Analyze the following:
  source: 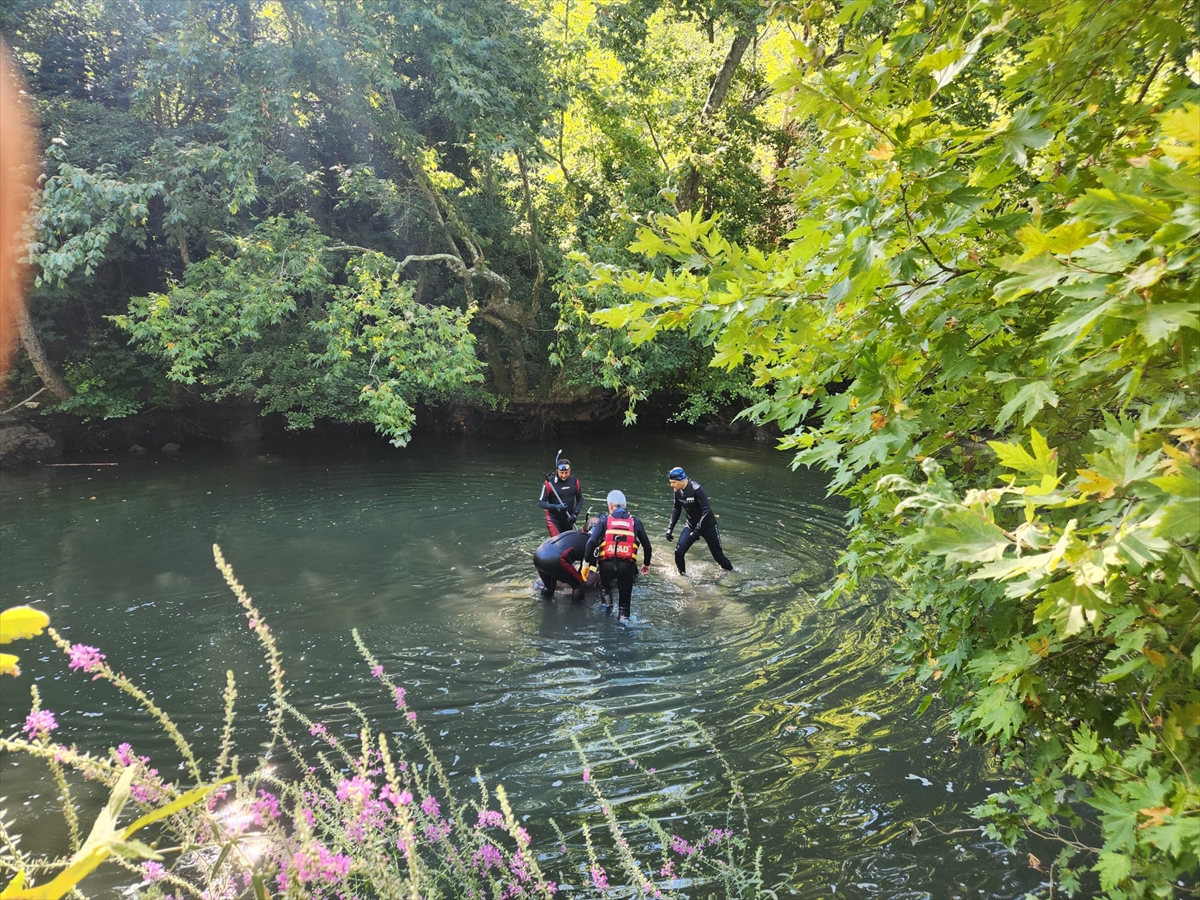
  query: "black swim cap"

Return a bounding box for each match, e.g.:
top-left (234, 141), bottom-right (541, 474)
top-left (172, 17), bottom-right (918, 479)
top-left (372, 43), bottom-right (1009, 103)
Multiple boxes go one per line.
top-left (668, 466), bottom-right (686, 480)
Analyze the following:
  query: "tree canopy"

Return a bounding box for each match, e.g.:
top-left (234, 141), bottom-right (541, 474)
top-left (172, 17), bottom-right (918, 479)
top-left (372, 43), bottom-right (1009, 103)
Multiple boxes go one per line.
top-left (2, 0), bottom-right (1198, 894)
top-left (584, 0), bottom-right (1199, 894)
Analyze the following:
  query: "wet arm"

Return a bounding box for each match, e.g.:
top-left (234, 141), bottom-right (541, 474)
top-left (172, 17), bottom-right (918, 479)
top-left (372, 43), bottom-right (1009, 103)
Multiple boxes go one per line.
top-left (691, 485), bottom-right (712, 528)
top-left (636, 519), bottom-right (652, 567)
top-left (538, 482), bottom-right (560, 510)
top-left (583, 518), bottom-right (604, 561)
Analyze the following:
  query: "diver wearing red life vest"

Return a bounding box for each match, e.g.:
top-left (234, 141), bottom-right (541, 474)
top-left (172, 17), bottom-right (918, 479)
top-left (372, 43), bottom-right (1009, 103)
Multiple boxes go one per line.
top-left (584, 490), bottom-right (652, 623)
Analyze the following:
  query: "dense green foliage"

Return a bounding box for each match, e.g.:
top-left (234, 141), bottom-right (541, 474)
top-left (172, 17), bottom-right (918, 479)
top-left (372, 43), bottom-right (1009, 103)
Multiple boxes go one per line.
top-left (585, 1), bottom-right (1199, 895)
top-left (3, 0), bottom-right (787, 434)
top-left (4, 1), bottom-right (1198, 895)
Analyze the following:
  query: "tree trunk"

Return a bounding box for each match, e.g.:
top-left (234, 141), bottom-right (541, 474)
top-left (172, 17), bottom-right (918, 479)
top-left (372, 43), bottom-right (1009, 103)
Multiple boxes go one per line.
top-left (675, 27), bottom-right (755, 212)
top-left (14, 301), bottom-right (72, 400)
top-left (516, 150), bottom-right (545, 317)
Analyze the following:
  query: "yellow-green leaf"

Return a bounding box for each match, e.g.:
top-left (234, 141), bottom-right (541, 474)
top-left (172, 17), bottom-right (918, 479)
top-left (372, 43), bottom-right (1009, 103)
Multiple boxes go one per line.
top-left (123, 776), bottom-right (236, 838)
top-left (0, 607), bottom-right (50, 644)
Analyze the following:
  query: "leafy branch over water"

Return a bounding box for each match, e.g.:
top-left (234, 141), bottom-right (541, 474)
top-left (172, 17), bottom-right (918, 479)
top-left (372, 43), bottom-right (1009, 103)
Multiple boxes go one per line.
top-left (580, 2), bottom-right (1199, 895)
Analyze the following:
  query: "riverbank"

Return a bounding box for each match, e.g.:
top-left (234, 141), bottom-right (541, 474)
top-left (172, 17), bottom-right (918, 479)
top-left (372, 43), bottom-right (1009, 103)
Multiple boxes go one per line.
top-left (0, 397), bottom-right (778, 468)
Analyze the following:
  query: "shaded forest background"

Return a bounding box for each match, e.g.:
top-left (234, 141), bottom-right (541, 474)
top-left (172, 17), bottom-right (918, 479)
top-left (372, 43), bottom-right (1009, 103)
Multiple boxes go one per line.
top-left (2, 0), bottom-right (785, 446)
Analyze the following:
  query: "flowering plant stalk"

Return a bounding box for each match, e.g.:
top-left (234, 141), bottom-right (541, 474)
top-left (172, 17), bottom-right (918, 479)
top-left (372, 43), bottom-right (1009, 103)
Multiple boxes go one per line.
top-left (0, 544), bottom-right (772, 899)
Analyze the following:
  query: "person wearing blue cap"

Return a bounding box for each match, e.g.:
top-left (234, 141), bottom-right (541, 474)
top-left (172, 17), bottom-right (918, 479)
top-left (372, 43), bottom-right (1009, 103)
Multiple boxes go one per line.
top-left (583, 489), bottom-right (652, 624)
top-left (665, 467), bottom-right (733, 575)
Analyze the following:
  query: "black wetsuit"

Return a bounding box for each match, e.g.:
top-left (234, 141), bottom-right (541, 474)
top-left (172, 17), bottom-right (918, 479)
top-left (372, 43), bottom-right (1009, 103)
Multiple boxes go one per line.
top-left (533, 529), bottom-right (589, 600)
top-left (538, 474), bottom-right (583, 536)
top-left (667, 479), bottom-right (733, 574)
top-left (584, 509), bottom-right (652, 619)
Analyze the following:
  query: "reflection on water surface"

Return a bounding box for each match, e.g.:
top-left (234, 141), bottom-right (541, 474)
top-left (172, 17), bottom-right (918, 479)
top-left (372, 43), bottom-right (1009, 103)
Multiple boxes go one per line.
top-left (0, 431), bottom-right (1043, 898)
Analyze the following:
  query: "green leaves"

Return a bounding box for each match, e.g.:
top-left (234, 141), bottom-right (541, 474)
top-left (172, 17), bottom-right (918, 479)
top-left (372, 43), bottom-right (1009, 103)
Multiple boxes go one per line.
top-left (918, 508), bottom-right (1010, 565)
top-left (315, 252), bottom-right (485, 447)
top-left (577, 2), bottom-right (1200, 892)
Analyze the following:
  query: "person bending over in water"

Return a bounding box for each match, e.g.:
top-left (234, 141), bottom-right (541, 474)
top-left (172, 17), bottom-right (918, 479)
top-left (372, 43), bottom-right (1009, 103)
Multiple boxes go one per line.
top-left (664, 467), bottom-right (733, 575)
top-left (533, 523), bottom-right (595, 602)
top-left (584, 490), bottom-right (651, 624)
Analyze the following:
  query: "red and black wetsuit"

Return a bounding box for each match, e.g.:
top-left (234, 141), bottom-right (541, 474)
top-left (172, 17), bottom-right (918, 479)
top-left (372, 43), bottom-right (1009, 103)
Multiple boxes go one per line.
top-left (533, 530), bottom-right (589, 600)
top-left (667, 479), bottom-right (733, 574)
top-left (538, 473), bottom-right (583, 536)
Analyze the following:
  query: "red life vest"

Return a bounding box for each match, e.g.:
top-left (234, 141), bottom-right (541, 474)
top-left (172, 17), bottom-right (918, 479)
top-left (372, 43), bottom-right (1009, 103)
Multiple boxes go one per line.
top-left (600, 514), bottom-right (637, 561)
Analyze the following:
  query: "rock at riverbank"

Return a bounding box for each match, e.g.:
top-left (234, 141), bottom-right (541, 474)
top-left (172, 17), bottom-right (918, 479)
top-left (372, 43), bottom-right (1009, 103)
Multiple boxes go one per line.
top-left (0, 424), bottom-right (62, 468)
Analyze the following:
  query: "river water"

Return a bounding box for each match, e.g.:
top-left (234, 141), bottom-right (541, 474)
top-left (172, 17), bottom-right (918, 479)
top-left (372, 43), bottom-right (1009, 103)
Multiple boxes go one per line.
top-left (0, 430), bottom-right (1043, 898)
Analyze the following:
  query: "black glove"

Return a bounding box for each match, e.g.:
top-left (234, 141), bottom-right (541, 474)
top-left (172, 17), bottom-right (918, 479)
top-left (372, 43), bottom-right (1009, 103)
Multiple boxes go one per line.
top-left (664, 530), bottom-right (673, 541)
top-left (555, 502), bottom-right (567, 511)
top-left (567, 511), bottom-right (577, 524)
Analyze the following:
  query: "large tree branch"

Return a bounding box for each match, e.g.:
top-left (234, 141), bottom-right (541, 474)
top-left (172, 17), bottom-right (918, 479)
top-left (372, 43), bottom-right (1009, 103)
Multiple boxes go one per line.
top-left (516, 150), bottom-right (545, 317)
top-left (676, 27), bottom-right (756, 212)
top-left (14, 301), bottom-right (72, 400)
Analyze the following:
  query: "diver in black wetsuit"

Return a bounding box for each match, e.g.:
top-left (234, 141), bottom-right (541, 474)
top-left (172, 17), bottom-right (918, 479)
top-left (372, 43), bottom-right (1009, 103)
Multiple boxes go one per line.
top-left (584, 490), bottom-right (652, 623)
top-left (664, 467), bottom-right (734, 575)
top-left (533, 528), bottom-right (591, 602)
top-left (538, 458), bottom-right (583, 536)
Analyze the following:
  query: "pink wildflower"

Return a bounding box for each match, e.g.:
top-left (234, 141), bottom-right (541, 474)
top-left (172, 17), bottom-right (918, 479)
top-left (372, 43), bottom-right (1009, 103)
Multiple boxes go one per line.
top-left (67, 644), bottom-right (106, 674)
top-left (114, 742), bottom-right (136, 765)
top-left (473, 842), bottom-right (503, 871)
top-left (669, 835), bottom-right (695, 856)
top-left (590, 865), bottom-right (609, 891)
top-left (371, 665), bottom-right (384, 678)
top-left (407, 711), bottom-right (417, 722)
top-left (421, 795), bottom-right (440, 818)
top-left (660, 859), bottom-right (675, 878)
top-left (130, 770), bottom-right (164, 804)
top-left (299, 807), bottom-right (316, 827)
top-left (23, 709), bottom-right (58, 740)
top-left (476, 809), bottom-right (504, 829)
top-left (252, 790), bottom-right (280, 825)
top-left (335, 775), bottom-right (374, 805)
top-left (398, 790), bottom-right (413, 805)
top-left (582, 768), bottom-right (590, 783)
top-left (140, 861), bottom-right (166, 882)
top-left (290, 844), bottom-right (350, 884)
top-left (510, 850), bottom-right (532, 883)
top-left (424, 820), bottom-right (451, 842)
top-left (515, 826), bottom-right (530, 847)
top-left (393, 686), bottom-right (406, 708)
top-left (309, 723), bottom-right (328, 737)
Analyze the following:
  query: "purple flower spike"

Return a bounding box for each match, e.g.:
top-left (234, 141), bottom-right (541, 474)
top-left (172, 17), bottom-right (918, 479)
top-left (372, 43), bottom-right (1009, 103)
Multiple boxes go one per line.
top-left (68, 644), bottom-right (106, 675)
top-left (23, 709), bottom-right (58, 740)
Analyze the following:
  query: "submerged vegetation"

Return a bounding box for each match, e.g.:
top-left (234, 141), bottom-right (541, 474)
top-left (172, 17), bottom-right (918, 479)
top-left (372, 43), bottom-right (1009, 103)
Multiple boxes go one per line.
top-left (0, 0), bottom-right (1196, 897)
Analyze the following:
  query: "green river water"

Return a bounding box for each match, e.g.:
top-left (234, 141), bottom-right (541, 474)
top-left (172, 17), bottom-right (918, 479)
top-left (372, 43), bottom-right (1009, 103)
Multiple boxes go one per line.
top-left (0, 429), bottom-right (1048, 898)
